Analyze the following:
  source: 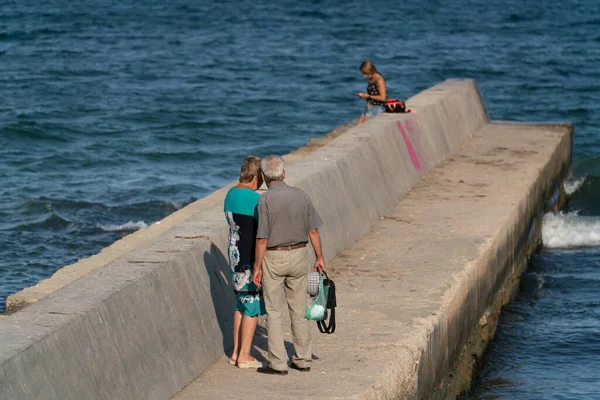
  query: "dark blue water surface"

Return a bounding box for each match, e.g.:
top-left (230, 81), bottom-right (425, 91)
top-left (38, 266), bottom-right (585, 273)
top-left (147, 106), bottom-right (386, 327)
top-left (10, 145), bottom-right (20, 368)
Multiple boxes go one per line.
top-left (2, 0), bottom-right (600, 397)
top-left (464, 247), bottom-right (600, 399)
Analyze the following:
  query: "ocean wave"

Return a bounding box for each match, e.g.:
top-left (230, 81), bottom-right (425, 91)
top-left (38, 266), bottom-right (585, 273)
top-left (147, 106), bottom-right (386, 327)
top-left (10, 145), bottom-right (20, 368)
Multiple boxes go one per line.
top-left (134, 149), bottom-right (212, 162)
top-left (168, 201), bottom-right (183, 210)
top-left (2, 212), bottom-right (72, 232)
top-left (23, 198), bottom-right (99, 213)
top-left (1, 125), bottom-right (72, 142)
top-left (565, 175), bottom-right (600, 215)
top-left (96, 221), bottom-right (147, 232)
top-left (564, 176), bottom-right (586, 195)
top-left (542, 212), bottom-right (600, 249)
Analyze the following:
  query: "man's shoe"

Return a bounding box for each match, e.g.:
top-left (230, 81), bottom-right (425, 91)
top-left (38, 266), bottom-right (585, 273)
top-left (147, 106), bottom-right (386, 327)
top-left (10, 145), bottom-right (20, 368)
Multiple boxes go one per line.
top-left (257, 366), bottom-right (288, 375)
top-left (289, 363), bottom-right (311, 372)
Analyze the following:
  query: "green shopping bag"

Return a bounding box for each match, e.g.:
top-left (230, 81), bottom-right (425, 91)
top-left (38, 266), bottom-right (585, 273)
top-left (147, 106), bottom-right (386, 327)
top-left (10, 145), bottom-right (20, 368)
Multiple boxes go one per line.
top-left (304, 274), bottom-right (329, 321)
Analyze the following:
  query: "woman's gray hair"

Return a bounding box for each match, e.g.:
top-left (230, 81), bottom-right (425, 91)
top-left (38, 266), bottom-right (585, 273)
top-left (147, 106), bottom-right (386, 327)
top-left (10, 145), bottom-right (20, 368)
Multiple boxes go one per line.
top-left (261, 155), bottom-right (285, 181)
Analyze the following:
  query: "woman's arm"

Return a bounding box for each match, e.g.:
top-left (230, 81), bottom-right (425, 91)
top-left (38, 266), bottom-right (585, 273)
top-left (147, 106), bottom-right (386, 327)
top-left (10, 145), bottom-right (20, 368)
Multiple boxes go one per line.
top-left (252, 238), bottom-right (268, 286)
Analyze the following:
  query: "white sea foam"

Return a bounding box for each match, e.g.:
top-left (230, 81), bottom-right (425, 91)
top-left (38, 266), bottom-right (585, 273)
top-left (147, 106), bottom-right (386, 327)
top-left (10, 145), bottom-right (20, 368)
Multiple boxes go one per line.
top-left (541, 212), bottom-right (600, 248)
top-left (96, 221), bottom-right (148, 232)
top-left (169, 201), bottom-right (183, 210)
top-left (564, 176), bottom-right (586, 195)
top-left (528, 272), bottom-right (546, 290)
top-left (534, 273), bottom-right (546, 290)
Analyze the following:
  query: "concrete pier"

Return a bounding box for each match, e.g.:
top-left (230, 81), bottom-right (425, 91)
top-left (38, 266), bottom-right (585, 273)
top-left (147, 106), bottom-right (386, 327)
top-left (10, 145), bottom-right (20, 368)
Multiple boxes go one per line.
top-left (0, 80), bottom-right (572, 400)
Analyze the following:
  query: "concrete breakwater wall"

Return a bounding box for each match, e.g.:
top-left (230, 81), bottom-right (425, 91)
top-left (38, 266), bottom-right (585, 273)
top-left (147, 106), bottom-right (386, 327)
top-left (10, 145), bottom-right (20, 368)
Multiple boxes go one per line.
top-left (0, 80), bottom-right (571, 400)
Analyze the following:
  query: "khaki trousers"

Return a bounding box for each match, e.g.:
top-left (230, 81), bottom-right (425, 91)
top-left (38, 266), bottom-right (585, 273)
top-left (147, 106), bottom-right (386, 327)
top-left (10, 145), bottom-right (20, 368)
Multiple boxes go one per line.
top-left (262, 247), bottom-right (312, 371)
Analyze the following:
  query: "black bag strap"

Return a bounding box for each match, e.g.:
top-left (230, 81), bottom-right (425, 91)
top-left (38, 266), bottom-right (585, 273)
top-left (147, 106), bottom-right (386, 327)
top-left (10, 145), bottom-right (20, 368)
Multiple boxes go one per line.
top-left (316, 271), bottom-right (336, 334)
top-left (317, 306), bottom-right (335, 334)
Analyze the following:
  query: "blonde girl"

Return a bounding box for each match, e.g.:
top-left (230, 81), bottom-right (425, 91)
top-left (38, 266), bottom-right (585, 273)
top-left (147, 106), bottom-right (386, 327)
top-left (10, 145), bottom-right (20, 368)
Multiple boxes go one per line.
top-left (355, 60), bottom-right (387, 124)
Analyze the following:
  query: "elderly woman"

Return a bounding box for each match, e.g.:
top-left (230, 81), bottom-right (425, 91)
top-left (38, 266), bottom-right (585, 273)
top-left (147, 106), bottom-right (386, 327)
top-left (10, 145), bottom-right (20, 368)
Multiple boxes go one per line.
top-left (223, 156), bottom-right (265, 369)
top-left (355, 60), bottom-right (387, 124)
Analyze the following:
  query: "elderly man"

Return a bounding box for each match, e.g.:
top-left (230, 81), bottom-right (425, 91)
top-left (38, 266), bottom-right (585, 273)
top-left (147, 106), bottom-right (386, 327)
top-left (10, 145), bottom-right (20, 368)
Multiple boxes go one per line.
top-left (252, 155), bottom-right (326, 375)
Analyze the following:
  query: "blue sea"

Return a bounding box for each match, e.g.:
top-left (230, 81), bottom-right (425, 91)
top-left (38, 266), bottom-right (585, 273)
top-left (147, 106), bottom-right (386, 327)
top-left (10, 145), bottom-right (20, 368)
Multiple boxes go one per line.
top-left (1, 0), bottom-right (599, 397)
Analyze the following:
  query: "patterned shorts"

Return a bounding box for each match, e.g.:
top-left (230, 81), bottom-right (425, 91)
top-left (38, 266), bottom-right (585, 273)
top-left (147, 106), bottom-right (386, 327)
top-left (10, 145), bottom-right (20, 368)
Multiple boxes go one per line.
top-left (235, 292), bottom-right (266, 317)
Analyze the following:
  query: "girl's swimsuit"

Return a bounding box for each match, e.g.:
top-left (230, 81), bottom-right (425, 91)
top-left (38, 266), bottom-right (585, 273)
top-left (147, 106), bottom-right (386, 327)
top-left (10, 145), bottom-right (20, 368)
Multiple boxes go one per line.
top-left (366, 77), bottom-right (385, 106)
top-left (363, 76), bottom-right (386, 118)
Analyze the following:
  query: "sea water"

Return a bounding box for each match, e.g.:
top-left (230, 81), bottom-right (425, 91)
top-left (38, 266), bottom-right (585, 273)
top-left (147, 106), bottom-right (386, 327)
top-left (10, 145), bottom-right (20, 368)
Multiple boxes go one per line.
top-left (2, 1), bottom-right (600, 397)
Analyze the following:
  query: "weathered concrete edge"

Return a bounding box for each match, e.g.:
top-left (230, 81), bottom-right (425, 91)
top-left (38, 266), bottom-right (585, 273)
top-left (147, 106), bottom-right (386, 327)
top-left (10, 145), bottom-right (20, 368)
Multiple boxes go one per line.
top-left (0, 80), bottom-right (489, 400)
top-left (370, 123), bottom-right (574, 400)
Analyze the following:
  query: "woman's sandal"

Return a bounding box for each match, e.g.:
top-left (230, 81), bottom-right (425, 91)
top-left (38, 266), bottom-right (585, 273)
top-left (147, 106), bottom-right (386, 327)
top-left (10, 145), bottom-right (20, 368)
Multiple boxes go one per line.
top-left (228, 358), bottom-right (237, 366)
top-left (236, 359), bottom-right (262, 369)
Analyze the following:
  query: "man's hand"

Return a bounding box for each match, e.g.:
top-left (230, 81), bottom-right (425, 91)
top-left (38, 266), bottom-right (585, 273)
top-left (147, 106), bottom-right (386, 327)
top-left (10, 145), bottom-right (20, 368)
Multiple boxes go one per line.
top-left (252, 265), bottom-right (263, 287)
top-left (314, 256), bottom-right (326, 272)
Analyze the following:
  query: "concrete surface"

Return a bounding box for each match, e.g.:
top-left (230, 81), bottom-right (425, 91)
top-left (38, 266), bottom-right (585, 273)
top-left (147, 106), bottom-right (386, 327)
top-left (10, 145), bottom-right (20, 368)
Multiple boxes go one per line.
top-left (172, 122), bottom-right (572, 400)
top-left (0, 80), bottom-right (571, 400)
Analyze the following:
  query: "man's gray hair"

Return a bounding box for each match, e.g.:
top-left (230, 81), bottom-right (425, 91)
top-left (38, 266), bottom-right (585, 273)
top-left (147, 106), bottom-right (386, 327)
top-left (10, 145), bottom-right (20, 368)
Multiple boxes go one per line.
top-left (261, 155), bottom-right (285, 181)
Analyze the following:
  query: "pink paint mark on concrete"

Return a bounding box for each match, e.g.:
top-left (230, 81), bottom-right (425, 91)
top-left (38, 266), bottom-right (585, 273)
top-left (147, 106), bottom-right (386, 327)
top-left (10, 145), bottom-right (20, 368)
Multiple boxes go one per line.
top-left (404, 118), bottom-right (422, 153)
top-left (396, 120), bottom-right (422, 171)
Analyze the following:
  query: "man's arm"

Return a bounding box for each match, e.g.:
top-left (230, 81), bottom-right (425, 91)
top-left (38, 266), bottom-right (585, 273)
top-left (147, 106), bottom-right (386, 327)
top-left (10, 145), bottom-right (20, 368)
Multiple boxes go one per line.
top-left (253, 238), bottom-right (268, 286)
top-left (308, 228), bottom-right (326, 272)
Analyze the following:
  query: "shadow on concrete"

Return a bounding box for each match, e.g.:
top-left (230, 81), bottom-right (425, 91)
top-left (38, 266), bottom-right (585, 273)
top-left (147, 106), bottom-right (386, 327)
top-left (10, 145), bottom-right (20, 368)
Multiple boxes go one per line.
top-left (253, 320), bottom-right (320, 363)
top-left (252, 326), bottom-right (297, 362)
top-left (250, 325), bottom-right (269, 363)
top-left (203, 243), bottom-right (236, 353)
top-left (203, 244), bottom-right (319, 364)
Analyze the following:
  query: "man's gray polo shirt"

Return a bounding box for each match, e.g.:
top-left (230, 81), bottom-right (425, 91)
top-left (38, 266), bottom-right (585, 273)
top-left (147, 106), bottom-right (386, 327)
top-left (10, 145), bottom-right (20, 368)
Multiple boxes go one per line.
top-left (257, 181), bottom-right (323, 248)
